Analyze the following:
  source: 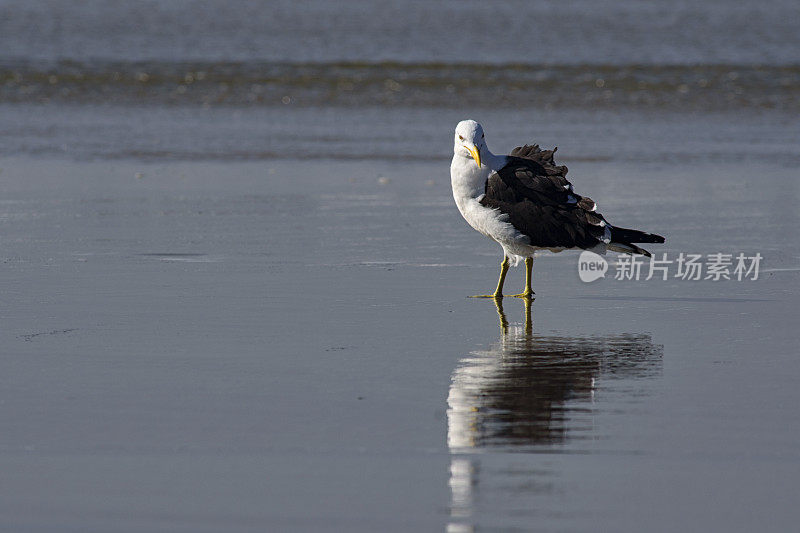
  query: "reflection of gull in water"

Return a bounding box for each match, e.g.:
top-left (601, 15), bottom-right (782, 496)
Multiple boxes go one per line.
top-left (447, 299), bottom-right (662, 450)
top-left (446, 299), bottom-right (663, 530)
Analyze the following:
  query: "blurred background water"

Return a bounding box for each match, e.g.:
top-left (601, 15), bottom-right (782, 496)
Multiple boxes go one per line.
top-left (1, 0), bottom-right (799, 161)
top-left (3, 0), bottom-right (800, 64)
top-left (1, 1), bottom-right (799, 532)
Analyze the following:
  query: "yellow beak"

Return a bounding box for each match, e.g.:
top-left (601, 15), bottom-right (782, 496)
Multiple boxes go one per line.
top-left (467, 144), bottom-right (481, 168)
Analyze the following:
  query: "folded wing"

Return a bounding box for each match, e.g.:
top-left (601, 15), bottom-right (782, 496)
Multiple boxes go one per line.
top-left (480, 144), bottom-right (608, 249)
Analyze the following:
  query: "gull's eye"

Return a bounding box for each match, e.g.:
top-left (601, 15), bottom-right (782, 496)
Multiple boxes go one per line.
top-left (458, 135), bottom-right (464, 141)
top-left (481, 133), bottom-right (484, 138)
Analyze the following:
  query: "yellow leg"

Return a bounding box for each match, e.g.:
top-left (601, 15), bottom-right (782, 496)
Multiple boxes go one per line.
top-left (469, 256), bottom-right (509, 298)
top-left (511, 257), bottom-right (535, 299)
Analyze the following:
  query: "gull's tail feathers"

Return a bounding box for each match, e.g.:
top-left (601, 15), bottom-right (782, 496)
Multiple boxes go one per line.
top-left (605, 226), bottom-right (665, 257)
top-left (607, 242), bottom-right (653, 257)
top-left (610, 226), bottom-right (665, 244)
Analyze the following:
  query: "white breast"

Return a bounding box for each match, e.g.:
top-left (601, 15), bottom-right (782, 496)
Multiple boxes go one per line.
top-left (450, 154), bottom-right (533, 262)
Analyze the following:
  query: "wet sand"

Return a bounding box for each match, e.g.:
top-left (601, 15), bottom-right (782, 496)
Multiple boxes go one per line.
top-left (0, 119), bottom-right (798, 531)
top-left (3, 0), bottom-right (800, 529)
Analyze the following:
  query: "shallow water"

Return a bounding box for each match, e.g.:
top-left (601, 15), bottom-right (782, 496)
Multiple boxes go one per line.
top-left (3, 1), bottom-right (800, 117)
top-left (3, 0), bottom-right (800, 65)
top-left (1, 130), bottom-right (798, 530)
top-left (2, 1), bottom-right (800, 531)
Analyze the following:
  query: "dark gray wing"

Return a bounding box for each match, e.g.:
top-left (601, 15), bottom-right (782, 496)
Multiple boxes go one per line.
top-left (479, 144), bottom-right (607, 249)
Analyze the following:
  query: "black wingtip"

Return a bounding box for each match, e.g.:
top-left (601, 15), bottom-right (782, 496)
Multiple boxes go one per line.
top-left (611, 227), bottom-right (666, 244)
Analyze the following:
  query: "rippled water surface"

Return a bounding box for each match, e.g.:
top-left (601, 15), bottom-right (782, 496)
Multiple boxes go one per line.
top-left (3, 0), bottom-right (800, 65)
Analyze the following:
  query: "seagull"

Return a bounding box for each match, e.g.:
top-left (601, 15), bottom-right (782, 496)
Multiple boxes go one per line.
top-left (450, 119), bottom-right (664, 299)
